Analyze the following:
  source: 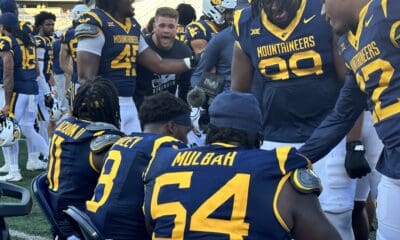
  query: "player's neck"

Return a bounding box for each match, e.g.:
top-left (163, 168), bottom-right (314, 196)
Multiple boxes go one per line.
top-left (113, 12), bottom-right (127, 24)
top-left (143, 124), bottom-right (167, 135)
top-left (351, 0), bottom-right (370, 33)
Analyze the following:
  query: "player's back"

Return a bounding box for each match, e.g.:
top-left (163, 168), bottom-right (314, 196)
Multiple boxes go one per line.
top-left (234, 2), bottom-right (341, 142)
top-left (77, 9), bottom-right (142, 97)
top-left (338, 0), bottom-right (400, 177)
top-left (47, 117), bottom-right (121, 213)
top-left (144, 144), bottom-right (310, 239)
top-left (0, 35), bottom-right (37, 94)
top-left (86, 134), bottom-right (186, 240)
top-left (184, 19), bottom-right (218, 43)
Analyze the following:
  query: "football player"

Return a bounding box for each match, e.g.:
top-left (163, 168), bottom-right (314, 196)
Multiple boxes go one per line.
top-left (185, 0), bottom-right (236, 54)
top-left (34, 11), bottom-right (57, 149)
top-left (143, 91), bottom-right (341, 240)
top-left (299, 0), bottom-right (400, 239)
top-left (231, 0), bottom-right (358, 238)
top-left (0, 0), bottom-right (35, 177)
top-left (0, 13), bottom-right (49, 181)
top-left (76, 0), bottom-right (198, 135)
top-left (86, 92), bottom-right (191, 239)
top-left (46, 77), bottom-right (123, 239)
top-left (60, 4), bottom-right (89, 110)
top-left (175, 3), bottom-right (196, 42)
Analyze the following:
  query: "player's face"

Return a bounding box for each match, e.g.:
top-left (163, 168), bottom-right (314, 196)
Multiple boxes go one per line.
top-left (42, 19), bottom-right (55, 37)
top-left (117, 0), bottom-right (135, 18)
top-left (153, 16), bottom-right (177, 50)
top-left (321, 0), bottom-right (354, 35)
top-left (223, 9), bottom-right (234, 26)
top-left (263, 0), bottom-right (300, 28)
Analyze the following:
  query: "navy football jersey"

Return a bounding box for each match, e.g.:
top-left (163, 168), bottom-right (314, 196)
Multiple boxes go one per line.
top-left (143, 144), bottom-right (310, 239)
top-left (86, 134), bottom-right (186, 240)
top-left (52, 39), bottom-right (64, 75)
top-left (0, 36), bottom-right (38, 94)
top-left (47, 117), bottom-right (122, 216)
top-left (338, 0), bottom-right (400, 177)
top-left (184, 20), bottom-right (219, 43)
top-left (61, 27), bottom-right (78, 83)
top-left (234, 2), bottom-right (341, 142)
top-left (0, 21), bottom-right (33, 84)
top-left (176, 24), bottom-right (186, 42)
top-left (36, 35), bottom-right (53, 82)
top-left (78, 9), bottom-right (142, 97)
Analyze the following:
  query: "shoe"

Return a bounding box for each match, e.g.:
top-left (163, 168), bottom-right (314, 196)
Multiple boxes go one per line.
top-left (0, 171), bottom-right (23, 182)
top-left (0, 164), bottom-right (9, 173)
top-left (26, 159), bottom-right (47, 171)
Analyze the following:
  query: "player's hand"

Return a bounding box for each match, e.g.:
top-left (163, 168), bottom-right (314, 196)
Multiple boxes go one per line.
top-left (44, 94), bottom-right (54, 108)
top-left (345, 141), bottom-right (371, 179)
top-left (1, 105), bottom-right (10, 115)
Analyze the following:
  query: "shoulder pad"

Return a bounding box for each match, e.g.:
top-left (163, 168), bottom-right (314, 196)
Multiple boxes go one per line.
top-left (290, 168), bottom-right (322, 196)
top-left (86, 122), bottom-right (119, 132)
top-left (90, 134), bottom-right (122, 153)
top-left (74, 23), bottom-right (99, 39)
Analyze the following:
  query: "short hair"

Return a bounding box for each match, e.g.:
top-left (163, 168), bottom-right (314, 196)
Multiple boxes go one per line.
top-left (205, 124), bottom-right (263, 148)
top-left (34, 11), bottom-right (56, 28)
top-left (139, 91), bottom-right (191, 127)
top-left (155, 7), bottom-right (179, 21)
top-left (72, 77), bottom-right (120, 128)
top-left (176, 3), bottom-right (196, 25)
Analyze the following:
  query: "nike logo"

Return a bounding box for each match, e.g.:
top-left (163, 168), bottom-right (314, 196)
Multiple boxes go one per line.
top-left (365, 15), bottom-right (373, 27)
top-left (303, 15), bottom-right (316, 24)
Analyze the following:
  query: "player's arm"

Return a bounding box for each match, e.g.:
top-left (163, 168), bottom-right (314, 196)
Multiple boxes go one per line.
top-left (231, 42), bottom-right (253, 92)
top-left (279, 175), bottom-right (341, 240)
top-left (137, 46), bottom-right (192, 74)
top-left (190, 34), bottom-right (220, 87)
top-left (299, 71), bottom-right (367, 162)
top-left (189, 39), bottom-right (208, 55)
top-left (0, 51), bottom-right (14, 114)
top-left (332, 34), bottom-right (346, 82)
top-left (75, 24), bottom-right (102, 84)
top-left (59, 43), bottom-right (73, 76)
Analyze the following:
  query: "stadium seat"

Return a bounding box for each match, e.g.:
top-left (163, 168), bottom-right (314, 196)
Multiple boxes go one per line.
top-left (0, 181), bottom-right (32, 240)
top-left (64, 206), bottom-right (104, 240)
top-left (31, 173), bottom-right (62, 237)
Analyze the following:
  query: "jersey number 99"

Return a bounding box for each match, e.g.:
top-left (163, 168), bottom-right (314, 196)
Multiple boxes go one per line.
top-left (259, 50), bottom-right (323, 80)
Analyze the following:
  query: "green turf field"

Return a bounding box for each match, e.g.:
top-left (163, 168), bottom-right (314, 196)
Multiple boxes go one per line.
top-left (0, 140), bottom-right (52, 240)
top-left (0, 140), bottom-right (378, 240)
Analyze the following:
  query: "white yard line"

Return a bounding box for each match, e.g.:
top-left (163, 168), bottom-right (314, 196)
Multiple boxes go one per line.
top-left (10, 229), bottom-right (50, 240)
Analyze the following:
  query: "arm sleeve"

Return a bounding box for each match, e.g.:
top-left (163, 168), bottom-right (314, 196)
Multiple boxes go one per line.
top-left (190, 35), bottom-right (221, 86)
top-left (138, 34), bottom-right (149, 54)
top-left (77, 32), bottom-right (105, 56)
top-left (299, 72), bottom-right (367, 162)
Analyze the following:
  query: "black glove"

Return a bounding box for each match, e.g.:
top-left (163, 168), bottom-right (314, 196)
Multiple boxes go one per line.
top-left (345, 141), bottom-right (371, 179)
top-left (44, 94), bottom-right (54, 108)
